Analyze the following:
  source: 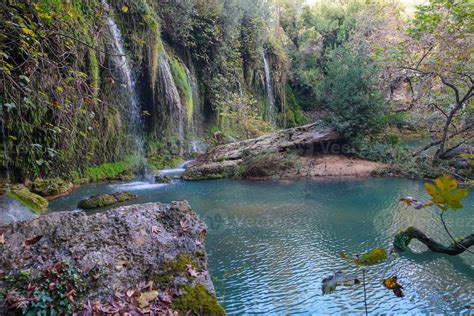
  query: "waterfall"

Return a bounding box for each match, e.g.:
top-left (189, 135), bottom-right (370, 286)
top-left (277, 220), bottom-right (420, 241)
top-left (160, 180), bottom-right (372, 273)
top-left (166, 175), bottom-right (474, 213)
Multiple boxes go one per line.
top-left (183, 63), bottom-right (199, 131)
top-left (157, 52), bottom-right (184, 141)
top-left (103, 1), bottom-right (150, 179)
top-left (263, 53), bottom-right (276, 128)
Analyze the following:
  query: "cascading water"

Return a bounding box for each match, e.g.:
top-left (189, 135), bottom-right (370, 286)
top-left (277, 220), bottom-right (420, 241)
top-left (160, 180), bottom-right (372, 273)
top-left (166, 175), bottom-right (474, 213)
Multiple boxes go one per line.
top-left (263, 53), bottom-right (276, 128)
top-left (183, 63), bottom-right (199, 133)
top-left (103, 1), bottom-right (151, 180)
top-left (157, 52), bottom-right (184, 142)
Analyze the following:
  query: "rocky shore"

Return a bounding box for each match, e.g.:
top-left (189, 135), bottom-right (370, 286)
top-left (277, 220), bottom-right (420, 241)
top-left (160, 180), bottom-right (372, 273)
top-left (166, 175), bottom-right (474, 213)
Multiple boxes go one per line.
top-left (0, 201), bottom-right (224, 315)
top-left (183, 123), bottom-right (382, 180)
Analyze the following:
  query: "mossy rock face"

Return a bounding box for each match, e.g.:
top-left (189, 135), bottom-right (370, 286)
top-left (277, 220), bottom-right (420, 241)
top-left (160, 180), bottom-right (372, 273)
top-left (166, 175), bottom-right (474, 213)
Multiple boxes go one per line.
top-left (155, 175), bottom-right (172, 184)
top-left (153, 254), bottom-right (200, 288)
top-left (31, 178), bottom-right (73, 197)
top-left (78, 192), bottom-right (137, 209)
top-left (6, 185), bottom-right (48, 214)
top-left (171, 284), bottom-right (225, 315)
top-left (113, 192), bottom-right (137, 203)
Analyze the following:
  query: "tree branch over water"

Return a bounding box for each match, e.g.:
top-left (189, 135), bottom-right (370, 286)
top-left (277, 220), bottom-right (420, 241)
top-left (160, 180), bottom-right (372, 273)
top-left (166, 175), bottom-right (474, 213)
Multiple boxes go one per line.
top-left (394, 227), bottom-right (474, 255)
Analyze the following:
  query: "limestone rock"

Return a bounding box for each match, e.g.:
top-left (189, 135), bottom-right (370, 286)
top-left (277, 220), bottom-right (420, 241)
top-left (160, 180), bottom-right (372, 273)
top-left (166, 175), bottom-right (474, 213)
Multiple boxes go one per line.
top-left (0, 201), bottom-right (222, 314)
top-left (78, 192), bottom-right (137, 209)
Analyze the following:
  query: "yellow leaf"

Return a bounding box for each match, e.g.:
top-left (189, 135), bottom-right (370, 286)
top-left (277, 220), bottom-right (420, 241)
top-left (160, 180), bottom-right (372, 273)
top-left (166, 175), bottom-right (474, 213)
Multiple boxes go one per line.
top-left (383, 276), bottom-right (404, 298)
top-left (425, 176), bottom-right (469, 211)
top-left (21, 27), bottom-right (35, 37)
top-left (355, 248), bottom-right (387, 266)
top-left (424, 183), bottom-right (437, 197)
top-left (137, 290), bottom-right (158, 308)
top-left (121, 5), bottom-right (129, 13)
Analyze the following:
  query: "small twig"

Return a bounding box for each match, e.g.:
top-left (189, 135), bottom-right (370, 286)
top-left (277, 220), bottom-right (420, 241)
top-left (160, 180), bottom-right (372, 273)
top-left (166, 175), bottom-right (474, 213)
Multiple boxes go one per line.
top-left (440, 212), bottom-right (474, 255)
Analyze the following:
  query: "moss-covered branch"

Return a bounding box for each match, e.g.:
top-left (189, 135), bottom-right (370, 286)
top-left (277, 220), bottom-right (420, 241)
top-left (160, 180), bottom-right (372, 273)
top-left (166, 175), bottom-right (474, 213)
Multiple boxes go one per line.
top-left (394, 227), bottom-right (474, 255)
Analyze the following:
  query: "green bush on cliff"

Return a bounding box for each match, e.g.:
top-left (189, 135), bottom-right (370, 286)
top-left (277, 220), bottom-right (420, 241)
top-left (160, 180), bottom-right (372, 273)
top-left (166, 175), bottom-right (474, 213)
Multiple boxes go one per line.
top-left (84, 160), bottom-right (134, 182)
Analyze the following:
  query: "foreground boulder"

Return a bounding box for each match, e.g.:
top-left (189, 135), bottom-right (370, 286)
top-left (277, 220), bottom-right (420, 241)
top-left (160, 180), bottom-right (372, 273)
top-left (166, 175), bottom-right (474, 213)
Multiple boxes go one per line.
top-left (183, 123), bottom-right (381, 180)
top-left (78, 192), bottom-right (137, 209)
top-left (0, 201), bottom-right (224, 315)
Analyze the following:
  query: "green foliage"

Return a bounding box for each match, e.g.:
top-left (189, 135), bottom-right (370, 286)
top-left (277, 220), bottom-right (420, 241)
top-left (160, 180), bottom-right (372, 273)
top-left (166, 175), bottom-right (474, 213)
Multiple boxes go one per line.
top-left (83, 160), bottom-right (133, 182)
top-left (87, 48), bottom-right (100, 98)
top-left (278, 85), bottom-right (306, 128)
top-left (219, 93), bottom-right (271, 140)
top-left (322, 45), bottom-right (389, 140)
top-left (171, 284), bottom-right (225, 315)
top-left (2, 262), bottom-right (86, 315)
top-left (148, 155), bottom-right (182, 173)
top-left (0, 0), bottom-right (128, 181)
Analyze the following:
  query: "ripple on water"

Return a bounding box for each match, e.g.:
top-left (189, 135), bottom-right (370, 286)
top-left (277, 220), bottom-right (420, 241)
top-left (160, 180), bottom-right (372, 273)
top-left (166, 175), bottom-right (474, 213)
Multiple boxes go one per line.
top-left (48, 178), bottom-right (474, 314)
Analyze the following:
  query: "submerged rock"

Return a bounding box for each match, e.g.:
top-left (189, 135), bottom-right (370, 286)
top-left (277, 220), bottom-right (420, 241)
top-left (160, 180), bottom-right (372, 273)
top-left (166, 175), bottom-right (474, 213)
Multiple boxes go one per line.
top-left (6, 185), bottom-right (48, 214)
top-left (78, 192), bottom-right (137, 209)
top-left (31, 178), bottom-right (73, 198)
top-left (183, 123), bottom-right (382, 180)
top-left (155, 175), bottom-right (172, 184)
top-left (0, 201), bottom-right (223, 314)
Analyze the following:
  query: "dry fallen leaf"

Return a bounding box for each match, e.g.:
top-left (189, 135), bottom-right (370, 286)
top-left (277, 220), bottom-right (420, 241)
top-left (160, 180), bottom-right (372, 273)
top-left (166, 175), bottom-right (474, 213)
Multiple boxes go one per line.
top-left (136, 290), bottom-right (158, 308)
top-left (180, 219), bottom-right (190, 232)
top-left (151, 225), bottom-right (160, 234)
top-left (186, 264), bottom-right (198, 278)
top-left (159, 290), bottom-right (173, 304)
top-left (24, 235), bottom-right (42, 246)
top-left (383, 276), bottom-right (404, 298)
top-left (0, 233), bottom-right (4, 245)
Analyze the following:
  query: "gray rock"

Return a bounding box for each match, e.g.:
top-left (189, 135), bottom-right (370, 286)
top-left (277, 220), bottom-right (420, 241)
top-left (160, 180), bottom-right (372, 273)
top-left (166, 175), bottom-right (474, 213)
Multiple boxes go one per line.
top-left (78, 191), bottom-right (137, 209)
top-left (0, 201), bottom-right (215, 305)
top-left (183, 123), bottom-right (340, 180)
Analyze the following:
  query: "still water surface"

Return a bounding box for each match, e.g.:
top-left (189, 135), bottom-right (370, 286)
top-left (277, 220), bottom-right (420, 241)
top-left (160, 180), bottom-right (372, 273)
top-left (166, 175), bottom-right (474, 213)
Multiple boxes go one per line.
top-left (48, 178), bottom-right (474, 314)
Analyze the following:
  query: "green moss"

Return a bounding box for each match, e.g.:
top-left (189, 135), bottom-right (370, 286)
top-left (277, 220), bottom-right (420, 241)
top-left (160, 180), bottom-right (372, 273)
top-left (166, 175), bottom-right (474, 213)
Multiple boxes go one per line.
top-left (171, 284), bottom-right (225, 316)
top-left (283, 85), bottom-right (305, 127)
top-left (168, 53), bottom-right (193, 124)
top-left (393, 227), bottom-right (415, 252)
top-left (7, 185), bottom-right (48, 214)
top-left (31, 178), bottom-right (73, 197)
top-left (88, 48), bottom-right (100, 98)
top-left (84, 160), bottom-right (133, 182)
top-left (77, 192), bottom-right (136, 209)
top-left (148, 155), bottom-right (182, 173)
top-left (153, 254), bottom-right (199, 288)
top-left (164, 254), bottom-right (199, 273)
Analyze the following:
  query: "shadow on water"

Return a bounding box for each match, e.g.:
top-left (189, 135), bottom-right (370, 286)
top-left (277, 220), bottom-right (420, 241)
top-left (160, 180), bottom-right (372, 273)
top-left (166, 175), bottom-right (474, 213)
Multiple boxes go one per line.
top-left (404, 249), bottom-right (474, 280)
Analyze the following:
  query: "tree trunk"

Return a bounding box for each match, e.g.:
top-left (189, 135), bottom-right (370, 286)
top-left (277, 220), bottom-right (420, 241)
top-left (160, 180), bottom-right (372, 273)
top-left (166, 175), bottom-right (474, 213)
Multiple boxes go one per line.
top-left (393, 227), bottom-right (474, 255)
